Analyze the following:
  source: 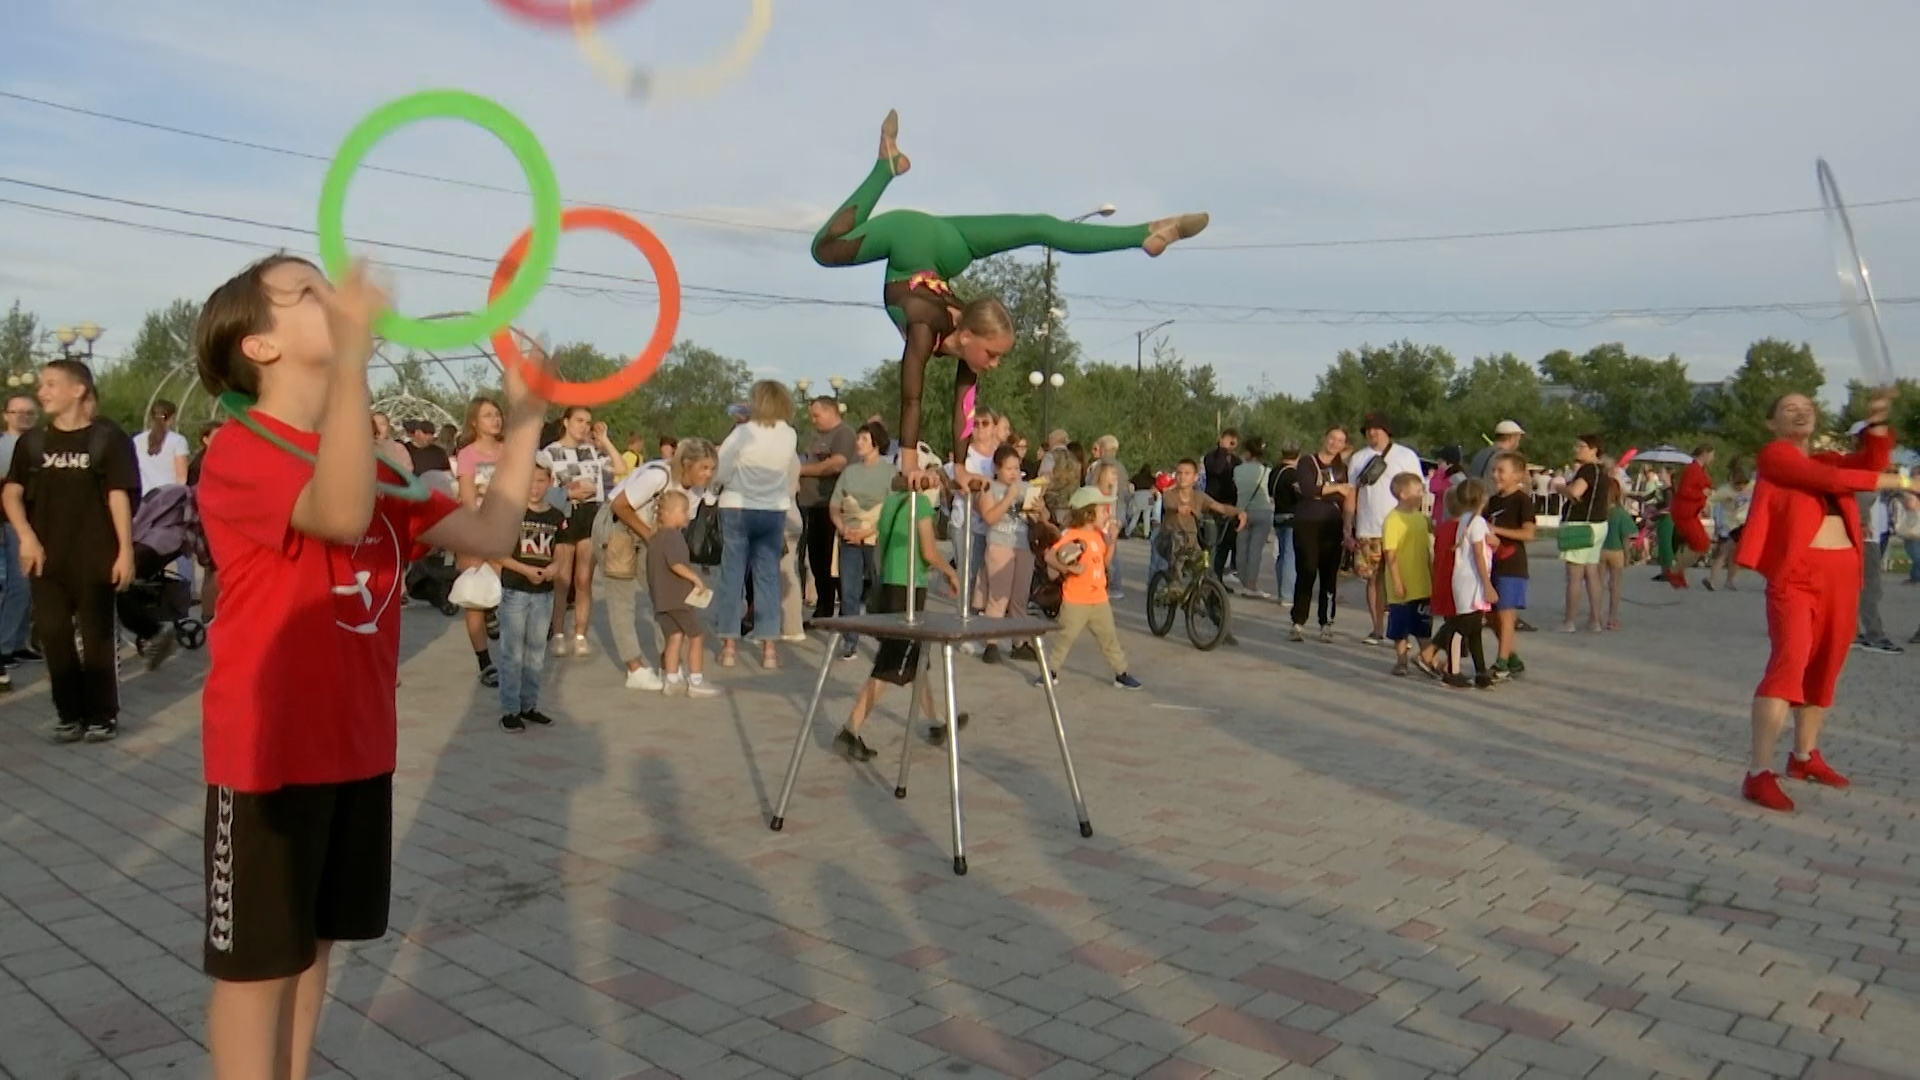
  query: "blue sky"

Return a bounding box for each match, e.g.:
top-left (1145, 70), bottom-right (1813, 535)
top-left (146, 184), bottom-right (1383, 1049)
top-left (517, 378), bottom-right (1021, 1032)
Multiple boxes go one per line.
top-left (4, 0), bottom-right (1920, 399)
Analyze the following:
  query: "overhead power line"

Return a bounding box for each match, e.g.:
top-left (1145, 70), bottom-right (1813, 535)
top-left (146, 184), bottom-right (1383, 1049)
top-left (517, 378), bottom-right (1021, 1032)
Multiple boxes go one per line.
top-left (5, 186), bottom-right (1907, 332)
top-left (9, 88), bottom-right (1920, 252)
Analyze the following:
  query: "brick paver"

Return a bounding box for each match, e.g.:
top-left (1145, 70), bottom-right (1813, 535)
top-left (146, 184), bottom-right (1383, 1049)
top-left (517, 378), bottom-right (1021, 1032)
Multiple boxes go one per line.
top-left (3, 545), bottom-right (1919, 1078)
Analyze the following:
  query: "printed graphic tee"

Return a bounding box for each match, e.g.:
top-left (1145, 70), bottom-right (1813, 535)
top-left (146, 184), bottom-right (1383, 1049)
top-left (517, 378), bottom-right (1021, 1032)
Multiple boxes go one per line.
top-left (197, 413), bottom-right (458, 792)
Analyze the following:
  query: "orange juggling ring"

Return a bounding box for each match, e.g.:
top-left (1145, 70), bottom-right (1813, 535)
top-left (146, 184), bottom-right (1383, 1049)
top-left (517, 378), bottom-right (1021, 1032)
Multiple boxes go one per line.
top-left (489, 206), bottom-right (681, 406)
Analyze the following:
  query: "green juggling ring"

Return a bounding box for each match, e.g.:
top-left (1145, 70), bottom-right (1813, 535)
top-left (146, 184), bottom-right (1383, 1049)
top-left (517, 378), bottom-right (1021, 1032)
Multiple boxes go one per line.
top-left (218, 392), bottom-right (434, 503)
top-left (317, 90), bottom-right (562, 351)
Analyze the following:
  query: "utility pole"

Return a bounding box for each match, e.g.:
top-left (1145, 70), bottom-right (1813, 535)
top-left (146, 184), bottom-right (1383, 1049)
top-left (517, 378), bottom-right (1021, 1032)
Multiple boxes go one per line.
top-left (1135, 319), bottom-right (1175, 377)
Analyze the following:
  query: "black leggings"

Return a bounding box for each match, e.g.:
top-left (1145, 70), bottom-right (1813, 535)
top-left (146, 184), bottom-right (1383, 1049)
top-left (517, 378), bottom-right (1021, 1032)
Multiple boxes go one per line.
top-left (1435, 612), bottom-right (1488, 676)
top-left (804, 505), bottom-right (838, 618)
top-left (32, 569), bottom-right (119, 723)
top-left (1290, 517), bottom-right (1343, 628)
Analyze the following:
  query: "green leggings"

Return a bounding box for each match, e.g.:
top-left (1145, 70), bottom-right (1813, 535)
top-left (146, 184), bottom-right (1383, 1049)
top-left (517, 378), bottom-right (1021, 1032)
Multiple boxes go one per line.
top-left (812, 160), bottom-right (1151, 326)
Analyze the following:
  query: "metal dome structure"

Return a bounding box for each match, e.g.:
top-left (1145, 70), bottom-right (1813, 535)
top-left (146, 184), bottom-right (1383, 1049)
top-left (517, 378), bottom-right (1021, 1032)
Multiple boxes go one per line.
top-left (145, 310), bottom-right (502, 429)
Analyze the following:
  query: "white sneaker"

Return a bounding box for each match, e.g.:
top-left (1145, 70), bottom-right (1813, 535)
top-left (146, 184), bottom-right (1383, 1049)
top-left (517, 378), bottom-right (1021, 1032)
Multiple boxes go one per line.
top-left (662, 676), bottom-right (688, 697)
top-left (781, 632), bottom-right (808, 643)
top-left (686, 680), bottom-right (720, 699)
top-left (572, 635), bottom-right (590, 657)
top-left (550, 634), bottom-right (569, 658)
top-left (625, 666), bottom-right (664, 691)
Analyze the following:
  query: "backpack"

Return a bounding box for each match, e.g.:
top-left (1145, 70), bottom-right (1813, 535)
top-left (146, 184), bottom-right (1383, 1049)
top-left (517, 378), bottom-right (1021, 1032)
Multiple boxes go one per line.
top-left (19, 420), bottom-right (141, 518)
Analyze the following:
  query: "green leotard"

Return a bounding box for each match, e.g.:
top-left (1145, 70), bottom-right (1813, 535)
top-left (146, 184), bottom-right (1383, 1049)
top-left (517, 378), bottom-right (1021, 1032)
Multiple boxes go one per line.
top-left (811, 158), bottom-right (1156, 461)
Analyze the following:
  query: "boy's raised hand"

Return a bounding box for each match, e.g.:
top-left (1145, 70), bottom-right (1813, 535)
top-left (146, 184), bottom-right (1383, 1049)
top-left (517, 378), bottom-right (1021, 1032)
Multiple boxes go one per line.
top-left (320, 259), bottom-right (390, 365)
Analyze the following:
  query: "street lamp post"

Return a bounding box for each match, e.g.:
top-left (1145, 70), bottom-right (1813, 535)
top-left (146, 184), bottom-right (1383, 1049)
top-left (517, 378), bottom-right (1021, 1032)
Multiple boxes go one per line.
top-left (54, 322), bottom-right (103, 361)
top-left (1040, 204), bottom-right (1115, 437)
top-left (828, 375), bottom-right (847, 414)
top-left (1135, 319), bottom-right (1175, 376)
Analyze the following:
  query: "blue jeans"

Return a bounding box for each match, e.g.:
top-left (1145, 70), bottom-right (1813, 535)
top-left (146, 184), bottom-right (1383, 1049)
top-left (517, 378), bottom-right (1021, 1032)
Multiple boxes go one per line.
top-left (0, 524), bottom-right (30, 654)
top-left (718, 508), bottom-right (783, 642)
top-left (1905, 538), bottom-right (1920, 583)
top-left (497, 588), bottom-right (553, 715)
top-left (838, 539), bottom-right (878, 644)
top-left (1272, 521), bottom-right (1296, 602)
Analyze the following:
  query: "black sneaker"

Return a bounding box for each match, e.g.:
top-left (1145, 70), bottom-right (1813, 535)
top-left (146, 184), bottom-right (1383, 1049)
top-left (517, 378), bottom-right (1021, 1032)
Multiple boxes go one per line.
top-left (53, 720), bottom-right (82, 742)
top-left (1113, 673), bottom-right (1143, 691)
top-left (520, 709), bottom-right (554, 727)
top-left (485, 613), bottom-right (500, 641)
top-left (499, 712), bottom-right (526, 733)
top-left (8, 647), bottom-right (42, 664)
top-left (1442, 674), bottom-right (1474, 690)
top-left (834, 728), bottom-right (875, 761)
top-left (926, 712), bottom-right (972, 747)
top-left (838, 637), bottom-right (859, 662)
top-left (1861, 639), bottom-right (1904, 655)
top-left (1009, 642), bottom-right (1039, 663)
top-left (83, 719), bottom-right (118, 742)
top-left (1474, 674), bottom-right (1497, 690)
top-left (144, 626), bottom-right (178, 672)
top-left (981, 644), bottom-right (1001, 664)
top-left (479, 666), bottom-right (500, 688)
top-left (0, 669), bottom-right (10, 691)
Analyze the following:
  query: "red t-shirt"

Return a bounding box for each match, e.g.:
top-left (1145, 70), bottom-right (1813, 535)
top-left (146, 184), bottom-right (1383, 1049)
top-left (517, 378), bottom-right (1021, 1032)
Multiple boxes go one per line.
top-left (197, 414), bottom-right (458, 792)
top-left (1430, 518), bottom-right (1459, 619)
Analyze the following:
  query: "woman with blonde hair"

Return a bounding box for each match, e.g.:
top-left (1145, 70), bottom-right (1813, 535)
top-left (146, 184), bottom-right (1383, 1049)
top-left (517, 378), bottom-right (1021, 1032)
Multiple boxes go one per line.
top-left (602, 437), bottom-right (718, 690)
top-left (715, 381), bottom-right (800, 668)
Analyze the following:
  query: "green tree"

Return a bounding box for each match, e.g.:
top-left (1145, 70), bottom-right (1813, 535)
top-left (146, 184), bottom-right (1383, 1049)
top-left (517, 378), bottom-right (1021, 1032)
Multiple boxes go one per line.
top-left (1, 301), bottom-right (36, 379)
top-left (1305, 340), bottom-right (1457, 450)
top-left (1538, 343), bottom-right (1698, 450)
top-left (1837, 377), bottom-right (1920, 446)
top-left (95, 299), bottom-right (206, 428)
top-left (1709, 338), bottom-right (1826, 454)
top-left (1435, 352), bottom-right (1580, 463)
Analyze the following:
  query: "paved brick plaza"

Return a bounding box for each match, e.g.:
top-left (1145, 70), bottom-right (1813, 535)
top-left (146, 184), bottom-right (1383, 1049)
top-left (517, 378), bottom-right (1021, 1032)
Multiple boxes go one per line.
top-left (3, 547), bottom-right (1917, 1080)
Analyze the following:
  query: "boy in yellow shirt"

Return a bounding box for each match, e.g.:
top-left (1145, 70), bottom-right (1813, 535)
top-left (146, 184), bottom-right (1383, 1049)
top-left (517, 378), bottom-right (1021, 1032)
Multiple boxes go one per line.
top-left (1382, 472), bottom-right (1440, 677)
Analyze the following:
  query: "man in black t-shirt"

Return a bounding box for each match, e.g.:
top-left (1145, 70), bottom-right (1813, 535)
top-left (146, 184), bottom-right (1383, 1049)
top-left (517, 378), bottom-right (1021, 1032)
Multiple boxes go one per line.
top-left (402, 419), bottom-right (452, 476)
top-left (1202, 430), bottom-right (1242, 575)
top-left (1, 360), bottom-right (140, 742)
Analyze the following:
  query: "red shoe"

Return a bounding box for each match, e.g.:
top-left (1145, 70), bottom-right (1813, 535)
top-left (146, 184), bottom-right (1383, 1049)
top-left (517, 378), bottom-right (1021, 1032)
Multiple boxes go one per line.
top-left (1743, 770), bottom-right (1795, 812)
top-left (1669, 569), bottom-right (1689, 589)
top-left (1786, 749), bottom-right (1851, 789)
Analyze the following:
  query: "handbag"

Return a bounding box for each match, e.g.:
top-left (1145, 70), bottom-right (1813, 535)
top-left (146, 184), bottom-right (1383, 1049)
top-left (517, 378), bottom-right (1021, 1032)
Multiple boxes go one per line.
top-left (685, 497), bottom-right (723, 566)
top-left (1555, 465), bottom-right (1604, 551)
top-left (448, 563), bottom-right (502, 610)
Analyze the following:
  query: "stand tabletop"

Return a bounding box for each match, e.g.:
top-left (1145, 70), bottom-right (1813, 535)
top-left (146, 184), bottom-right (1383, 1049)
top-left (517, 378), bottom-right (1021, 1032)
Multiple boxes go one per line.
top-left (804, 612), bottom-right (1060, 644)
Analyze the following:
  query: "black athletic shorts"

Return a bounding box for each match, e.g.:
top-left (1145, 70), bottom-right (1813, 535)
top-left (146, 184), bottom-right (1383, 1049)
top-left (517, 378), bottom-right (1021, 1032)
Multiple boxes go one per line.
top-left (557, 504), bottom-right (598, 546)
top-left (203, 773), bottom-right (394, 982)
top-left (868, 584), bottom-right (928, 686)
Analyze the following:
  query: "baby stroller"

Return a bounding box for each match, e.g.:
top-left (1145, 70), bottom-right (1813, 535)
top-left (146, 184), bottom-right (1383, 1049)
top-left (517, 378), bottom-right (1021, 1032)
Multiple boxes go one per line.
top-left (119, 485), bottom-right (209, 652)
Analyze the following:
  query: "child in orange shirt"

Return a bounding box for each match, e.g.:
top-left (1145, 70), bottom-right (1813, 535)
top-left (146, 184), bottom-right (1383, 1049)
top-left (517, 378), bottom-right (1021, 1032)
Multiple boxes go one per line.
top-left (1042, 487), bottom-right (1141, 689)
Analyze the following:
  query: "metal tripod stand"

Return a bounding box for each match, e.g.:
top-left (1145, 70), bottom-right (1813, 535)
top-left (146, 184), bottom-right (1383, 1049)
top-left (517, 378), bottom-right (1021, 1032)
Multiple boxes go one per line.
top-left (767, 487), bottom-right (1093, 874)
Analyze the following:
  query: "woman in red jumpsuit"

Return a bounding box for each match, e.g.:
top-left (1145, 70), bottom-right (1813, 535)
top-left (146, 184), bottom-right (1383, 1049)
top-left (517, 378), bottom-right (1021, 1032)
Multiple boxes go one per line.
top-left (1664, 445), bottom-right (1714, 588)
top-left (1735, 392), bottom-right (1909, 811)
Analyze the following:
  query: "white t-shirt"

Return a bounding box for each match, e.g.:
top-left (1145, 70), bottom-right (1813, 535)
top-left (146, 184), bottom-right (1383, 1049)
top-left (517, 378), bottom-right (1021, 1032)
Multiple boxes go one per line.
top-left (136, 430), bottom-right (190, 494)
top-left (1348, 442), bottom-right (1425, 539)
top-left (542, 441), bottom-right (613, 505)
top-left (1451, 514), bottom-right (1492, 613)
top-left (610, 461), bottom-right (711, 531)
top-left (947, 445), bottom-right (996, 532)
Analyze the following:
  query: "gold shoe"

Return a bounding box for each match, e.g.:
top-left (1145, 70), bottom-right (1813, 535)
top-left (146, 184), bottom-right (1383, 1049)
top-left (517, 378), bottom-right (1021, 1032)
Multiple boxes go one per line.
top-left (1145, 212), bottom-right (1209, 256)
top-left (880, 109), bottom-right (910, 176)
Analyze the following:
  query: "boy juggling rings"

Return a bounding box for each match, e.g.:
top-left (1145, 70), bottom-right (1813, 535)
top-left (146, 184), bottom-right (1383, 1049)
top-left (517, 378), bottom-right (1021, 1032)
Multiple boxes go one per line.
top-left (191, 253), bottom-right (555, 1080)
